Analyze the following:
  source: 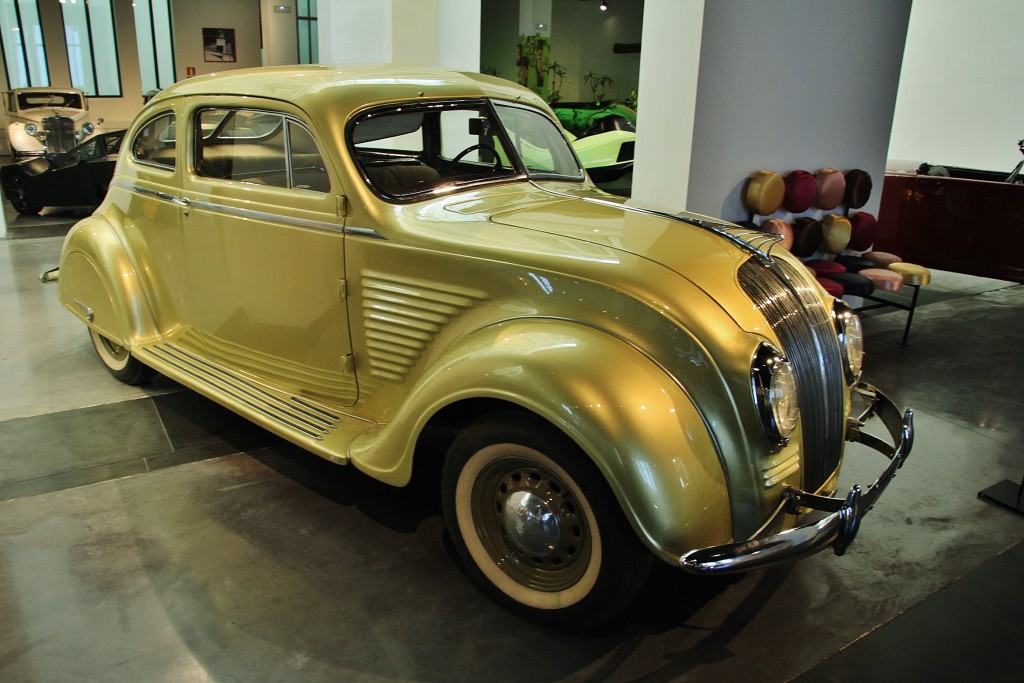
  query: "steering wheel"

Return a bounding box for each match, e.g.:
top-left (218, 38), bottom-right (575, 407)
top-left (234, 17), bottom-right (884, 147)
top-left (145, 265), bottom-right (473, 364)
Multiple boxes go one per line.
top-left (447, 143), bottom-right (502, 174)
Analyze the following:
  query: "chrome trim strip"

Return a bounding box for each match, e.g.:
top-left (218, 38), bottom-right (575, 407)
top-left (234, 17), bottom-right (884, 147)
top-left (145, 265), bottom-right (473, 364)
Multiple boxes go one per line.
top-left (140, 343), bottom-right (341, 441)
top-left (72, 300), bottom-right (94, 322)
top-left (121, 181), bottom-right (387, 239)
top-left (679, 382), bottom-right (913, 574)
top-left (181, 197), bottom-right (345, 234)
top-left (345, 226), bottom-right (388, 240)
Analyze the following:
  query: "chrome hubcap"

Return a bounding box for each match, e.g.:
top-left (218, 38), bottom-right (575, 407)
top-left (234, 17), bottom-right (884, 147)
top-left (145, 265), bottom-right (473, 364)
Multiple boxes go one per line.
top-left (503, 490), bottom-right (561, 557)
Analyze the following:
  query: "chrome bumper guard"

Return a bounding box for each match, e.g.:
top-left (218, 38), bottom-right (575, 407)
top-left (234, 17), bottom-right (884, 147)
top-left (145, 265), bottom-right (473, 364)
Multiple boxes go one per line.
top-left (679, 382), bottom-right (913, 575)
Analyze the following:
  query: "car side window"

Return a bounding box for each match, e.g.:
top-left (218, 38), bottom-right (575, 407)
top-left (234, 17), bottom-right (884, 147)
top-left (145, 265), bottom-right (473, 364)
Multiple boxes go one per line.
top-left (131, 112), bottom-right (177, 169)
top-left (195, 108), bottom-right (329, 192)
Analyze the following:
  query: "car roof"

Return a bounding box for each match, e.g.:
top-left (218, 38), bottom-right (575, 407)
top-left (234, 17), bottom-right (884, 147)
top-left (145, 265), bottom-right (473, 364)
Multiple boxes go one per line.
top-left (149, 64), bottom-right (551, 117)
top-left (10, 87), bottom-right (85, 95)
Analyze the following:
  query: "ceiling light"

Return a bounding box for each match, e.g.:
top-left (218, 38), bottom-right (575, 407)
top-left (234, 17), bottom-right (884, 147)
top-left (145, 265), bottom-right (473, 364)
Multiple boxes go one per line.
top-left (600, 1), bottom-right (608, 10)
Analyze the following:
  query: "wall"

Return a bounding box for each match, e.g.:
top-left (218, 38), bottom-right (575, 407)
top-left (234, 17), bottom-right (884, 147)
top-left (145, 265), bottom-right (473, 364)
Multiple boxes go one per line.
top-left (680, 0), bottom-right (912, 221)
top-left (319, 0), bottom-right (479, 70)
top-left (887, 0), bottom-right (1024, 172)
top-left (479, 0), bottom-right (520, 79)
top-left (171, 0), bottom-right (263, 77)
top-left (1, 0), bottom-right (264, 154)
top-left (550, 0), bottom-right (643, 103)
top-left (479, 0), bottom-right (643, 103)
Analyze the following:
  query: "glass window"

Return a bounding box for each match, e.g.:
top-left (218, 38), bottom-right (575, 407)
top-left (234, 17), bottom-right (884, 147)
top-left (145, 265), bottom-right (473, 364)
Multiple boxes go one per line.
top-left (61, 0), bottom-right (121, 97)
top-left (351, 103), bottom-right (525, 200)
top-left (0, 0), bottom-right (49, 88)
top-left (131, 112), bottom-right (176, 169)
top-left (297, 0), bottom-right (318, 64)
top-left (494, 103), bottom-right (582, 179)
top-left (288, 121), bottom-right (330, 192)
top-left (196, 108), bottom-right (329, 192)
top-left (133, 0), bottom-right (175, 97)
top-left (16, 91), bottom-right (83, 110)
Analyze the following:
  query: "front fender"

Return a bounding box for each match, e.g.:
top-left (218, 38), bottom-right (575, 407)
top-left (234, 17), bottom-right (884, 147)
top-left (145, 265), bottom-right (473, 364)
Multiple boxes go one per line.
top-left (349, 318), bottom-right (732, 560)
top-left (57, 216), bottom-right (158, 347)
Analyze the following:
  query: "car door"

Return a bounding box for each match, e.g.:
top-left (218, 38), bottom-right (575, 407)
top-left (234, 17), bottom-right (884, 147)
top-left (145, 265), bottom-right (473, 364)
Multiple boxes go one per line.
top-left (118, 108), bottom-right (189, 339)
top-left (178, 102), bottom-right (357, 406)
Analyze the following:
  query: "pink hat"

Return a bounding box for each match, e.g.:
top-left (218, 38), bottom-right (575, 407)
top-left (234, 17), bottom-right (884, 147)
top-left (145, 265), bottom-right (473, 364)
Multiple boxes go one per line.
top-left (814, 168), bottom-right (846, 210)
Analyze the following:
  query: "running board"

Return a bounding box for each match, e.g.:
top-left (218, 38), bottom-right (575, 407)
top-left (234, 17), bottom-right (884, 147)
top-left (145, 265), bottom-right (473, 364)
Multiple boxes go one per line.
top-left (139, 342), bottom-right (345, 444)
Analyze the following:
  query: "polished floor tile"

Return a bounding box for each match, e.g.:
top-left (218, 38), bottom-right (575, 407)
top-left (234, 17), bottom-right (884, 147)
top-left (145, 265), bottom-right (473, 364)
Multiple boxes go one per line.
top-left (1, 224), bottom-right (1022, 682)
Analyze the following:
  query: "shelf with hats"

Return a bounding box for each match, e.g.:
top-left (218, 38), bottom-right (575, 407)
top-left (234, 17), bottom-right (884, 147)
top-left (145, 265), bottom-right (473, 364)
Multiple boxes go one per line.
top-left (739, 167), bottom-right (931, 345)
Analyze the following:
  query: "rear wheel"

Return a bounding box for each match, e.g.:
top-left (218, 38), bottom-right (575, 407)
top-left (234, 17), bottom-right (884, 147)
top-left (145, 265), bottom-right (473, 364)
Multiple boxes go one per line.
top-left (442, 415), bottom-right (651, 629)
top-left (89, 328), bottom-right (155, 385)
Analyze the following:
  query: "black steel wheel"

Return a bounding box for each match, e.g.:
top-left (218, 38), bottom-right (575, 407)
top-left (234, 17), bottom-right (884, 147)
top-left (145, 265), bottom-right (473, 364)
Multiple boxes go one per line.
top-left (442, 414), bottom-right (651, 628)
top-left (89, 327), bottom-right (155, 385)
top-left (5, 174), bottom-right (41, 215)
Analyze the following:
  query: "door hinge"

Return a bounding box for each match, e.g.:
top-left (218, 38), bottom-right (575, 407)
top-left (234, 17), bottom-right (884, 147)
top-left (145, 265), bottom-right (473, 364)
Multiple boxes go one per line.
top-left (338, 278), bottom-right (347, 300)
top-left (342, 354), bottom-right (354, 374)
top-left (337, 195), bottom-right (348, 217)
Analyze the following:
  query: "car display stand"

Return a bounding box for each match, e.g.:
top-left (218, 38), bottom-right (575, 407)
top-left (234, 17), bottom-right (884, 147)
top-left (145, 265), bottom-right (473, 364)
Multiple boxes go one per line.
top-left (978, 472), bottom-right (1024, 515)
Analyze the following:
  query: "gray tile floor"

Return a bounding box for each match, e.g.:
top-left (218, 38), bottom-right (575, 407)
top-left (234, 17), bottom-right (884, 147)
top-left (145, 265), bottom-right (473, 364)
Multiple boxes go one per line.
top-left (1, 212), bottom-right (1022, 682)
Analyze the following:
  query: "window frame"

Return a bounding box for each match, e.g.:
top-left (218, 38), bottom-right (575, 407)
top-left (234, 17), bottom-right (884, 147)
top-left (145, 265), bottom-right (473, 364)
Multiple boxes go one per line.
top-left (0, 0), bottom-right (50, 89)
top-left (193, 106), bottom-right (331, 193)
top-left (296, 0), bottom-right (318, 65)
top-left (133, 0), bottom-right (176, 97)
top-left (60, 0), bottom-right (122, 97)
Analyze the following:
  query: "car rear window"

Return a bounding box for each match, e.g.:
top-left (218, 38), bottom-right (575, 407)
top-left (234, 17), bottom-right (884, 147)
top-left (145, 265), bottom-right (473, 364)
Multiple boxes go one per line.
top-left (131, 112), bottom-right (177, 169)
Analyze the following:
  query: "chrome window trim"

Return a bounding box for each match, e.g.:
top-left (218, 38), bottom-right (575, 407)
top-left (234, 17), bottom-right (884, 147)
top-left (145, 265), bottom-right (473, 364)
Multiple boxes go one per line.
top-left (192, 107), bottom-right (332, 193)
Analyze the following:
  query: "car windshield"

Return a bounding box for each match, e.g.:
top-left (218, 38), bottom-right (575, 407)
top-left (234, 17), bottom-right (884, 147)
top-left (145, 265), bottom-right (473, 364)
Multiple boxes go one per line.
top-left (350, 99), bottom-right (583, 200)
top-left (492, 103), bottom-right (583, 179)
top-left (16, 92), bottom-right (84, 110)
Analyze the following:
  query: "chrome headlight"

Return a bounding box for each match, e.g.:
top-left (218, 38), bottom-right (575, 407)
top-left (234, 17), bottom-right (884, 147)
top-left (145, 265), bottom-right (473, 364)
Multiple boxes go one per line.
top-left (751, 343), bottom-right (799, 450)
top-left (82, 122), bottom-right (95, 135)
top-left (833, 300), bottom-right (864, 383)
top-left (24, 123), bottom-right (37, 135)
top-left (75, 130), bottom-right (85, 140)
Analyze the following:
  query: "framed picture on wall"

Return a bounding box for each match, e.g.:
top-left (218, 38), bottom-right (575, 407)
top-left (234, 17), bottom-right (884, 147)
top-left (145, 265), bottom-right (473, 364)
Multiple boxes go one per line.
top-left (203, 28), bottom-right (236, 62)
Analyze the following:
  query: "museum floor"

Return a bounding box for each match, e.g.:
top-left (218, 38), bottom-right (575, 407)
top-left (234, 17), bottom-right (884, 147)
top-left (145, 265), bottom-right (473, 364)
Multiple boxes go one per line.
top-left (2, 206), bottom-right (1023, 682)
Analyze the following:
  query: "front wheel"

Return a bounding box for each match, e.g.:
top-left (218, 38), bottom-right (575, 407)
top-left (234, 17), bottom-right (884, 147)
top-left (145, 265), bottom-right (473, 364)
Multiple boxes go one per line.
top-left (89, 328), bottom-right (155, 385)
top-left (5, 174), bottom-right (41, 214)
top-left (442, 415), bottom-right (651, 629)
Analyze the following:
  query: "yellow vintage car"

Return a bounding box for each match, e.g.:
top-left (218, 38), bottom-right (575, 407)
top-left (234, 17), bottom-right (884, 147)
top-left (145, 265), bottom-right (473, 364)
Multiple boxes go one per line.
top-left (50, 65), bottom-right (912, 628)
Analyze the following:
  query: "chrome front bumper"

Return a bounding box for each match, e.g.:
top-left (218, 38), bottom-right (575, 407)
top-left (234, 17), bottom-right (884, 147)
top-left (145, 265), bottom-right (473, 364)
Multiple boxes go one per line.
top-left (680, 382), bottom-right (913, 575)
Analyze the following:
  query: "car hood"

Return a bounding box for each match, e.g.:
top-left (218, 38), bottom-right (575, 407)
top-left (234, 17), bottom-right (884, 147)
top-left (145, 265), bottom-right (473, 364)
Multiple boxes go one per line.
top-left (461, 186), bottom-right (780, 303)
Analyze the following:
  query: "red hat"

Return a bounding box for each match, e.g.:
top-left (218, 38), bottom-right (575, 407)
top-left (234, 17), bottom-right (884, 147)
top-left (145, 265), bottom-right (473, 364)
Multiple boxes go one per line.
top-left (783, 170), bottom-right (817, 213)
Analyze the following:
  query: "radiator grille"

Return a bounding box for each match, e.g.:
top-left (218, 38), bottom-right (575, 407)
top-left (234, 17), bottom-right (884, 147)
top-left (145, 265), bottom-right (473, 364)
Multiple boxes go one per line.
top-left (738, 258), bottom-right (846, 491)
top-left (43, 116), bottom-right (75, 154)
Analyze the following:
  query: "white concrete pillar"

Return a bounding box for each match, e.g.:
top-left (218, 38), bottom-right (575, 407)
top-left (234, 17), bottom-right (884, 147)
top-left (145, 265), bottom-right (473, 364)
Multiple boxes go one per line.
top-left (630, 0), bottom-right (704, 211)
top-left (318, 0), bottom-right (481, 71)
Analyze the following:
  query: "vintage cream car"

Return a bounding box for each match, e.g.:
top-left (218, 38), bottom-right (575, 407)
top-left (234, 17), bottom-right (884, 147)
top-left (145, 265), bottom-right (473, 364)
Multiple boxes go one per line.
top-left (5, 87), bottom-right (103, 157)
top-left (50, 65), bottom-right (912, 627)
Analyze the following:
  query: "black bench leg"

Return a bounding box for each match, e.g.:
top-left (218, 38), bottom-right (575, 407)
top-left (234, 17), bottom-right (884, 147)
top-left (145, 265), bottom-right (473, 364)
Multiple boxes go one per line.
top-left (900, 284), bottom-right (921, 346)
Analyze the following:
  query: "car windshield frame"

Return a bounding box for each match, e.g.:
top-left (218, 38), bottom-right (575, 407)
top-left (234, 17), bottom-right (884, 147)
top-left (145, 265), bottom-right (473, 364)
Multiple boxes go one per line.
top-left (347, 98), bottom-right (584, 203)
top-left (16, 92), bottom-right (84, 111)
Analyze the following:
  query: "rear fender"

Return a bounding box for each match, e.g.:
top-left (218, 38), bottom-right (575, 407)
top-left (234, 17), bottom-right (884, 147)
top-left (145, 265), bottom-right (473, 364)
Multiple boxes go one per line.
top-left (350, 318), bottom-right (732, 560)
top-left (57, 216), bottom-right (157, 347)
